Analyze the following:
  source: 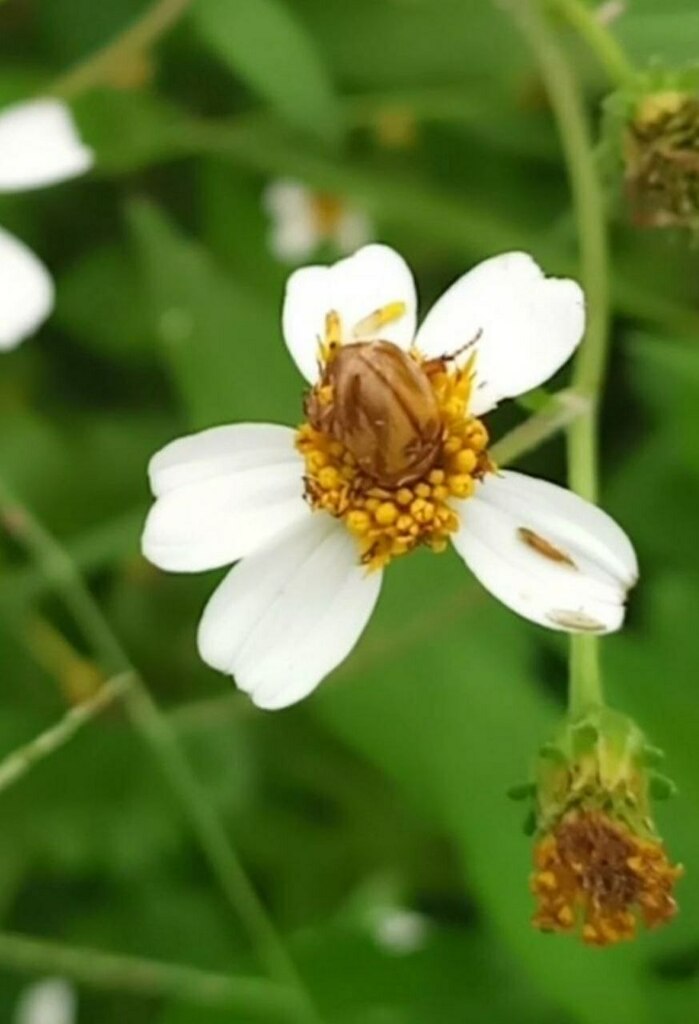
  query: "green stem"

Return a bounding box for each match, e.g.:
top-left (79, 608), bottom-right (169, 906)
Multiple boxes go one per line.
top-left (0, 672), bottom-right (133, 795)
top-left (568, 634), bottom-right (604, 716)
top-left (0, 478), bottom-right (319, 1019)
top-left (547, 0), bottom-right (637, 87)
top-left (0, 931), bottom-right (305, 1022)
top-left (490, 388), bottom-right (590, 466)
top-left (510, 0), bottom-right (614, 714)
top-left (50, 0), bottom-right (193, 100)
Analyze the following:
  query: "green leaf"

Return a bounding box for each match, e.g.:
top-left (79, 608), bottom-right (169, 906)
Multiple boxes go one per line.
top-left (314, 551), bottom-right (650, 1024)
top-left (127, 198), bottom-right (300, 429)
top-left (72, 89), bottom-right (189, 174)
top-left (294, 921), bottom-right (557, 1024)
top-left (617, 11), bottom-right (699, 65)
top-left (193, 0), bottom-right (341, 145)
top-left (36, 0), bottom-right (145, 65)
top-left (289, 0), bottom-right (528, 91)
top-left (56, 243), bottom-right (154, 365)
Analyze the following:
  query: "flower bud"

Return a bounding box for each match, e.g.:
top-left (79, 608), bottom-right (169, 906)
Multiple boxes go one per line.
top-left (622, 88), bottom-right (699, 229)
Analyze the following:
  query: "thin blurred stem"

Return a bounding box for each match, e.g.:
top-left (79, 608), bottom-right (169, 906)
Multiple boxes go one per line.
top-left (490, 388), bottom-right (590, 466)
top-left (510, 0), bottom-right (611, 712)
top-left (547, 0), bottom-right (637, 88)
top-left (0, 505), bottom-right (144, 610)
top-left (50, 0), bottom-right (193, 100)
top-left (0, 673), bottom-right (133, 795)
top-left (0, 478), bottom-right (319, 1019)
top-left (569, 633), bottom-right (603, 715)
top-left (0, 931), bottom-right (305, 1022)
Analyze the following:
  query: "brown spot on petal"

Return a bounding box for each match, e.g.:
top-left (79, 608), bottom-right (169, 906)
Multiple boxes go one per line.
top-left (518, 527), bottom-right (577, 568)
top-left (547, 610), bottom-right (607, 632)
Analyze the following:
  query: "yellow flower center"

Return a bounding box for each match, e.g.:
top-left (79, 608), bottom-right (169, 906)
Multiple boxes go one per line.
top-left (310, 193), bottom-right (346, 236)
top-left (296, 306), bottom-right (493, 571)
top-left (531, 810), bottom-right (682, 946)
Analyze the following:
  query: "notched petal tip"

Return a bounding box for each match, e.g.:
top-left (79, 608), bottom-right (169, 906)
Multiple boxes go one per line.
top-left (546, 609), bottom-right (613, 634)
top-left (282, 243), bottom-right (418, 383)
top-left (453, 471), bottom-right (638, 635)
top-left (415, 251), bottom-right (586, 416)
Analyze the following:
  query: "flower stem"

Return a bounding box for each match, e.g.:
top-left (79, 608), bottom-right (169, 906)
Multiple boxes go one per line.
top-left (50, 0), bottom-right (193, 100)
top-left (0, 672), bottom-right (133, 795)
top-left (510, 0), bottom-right (614, 715)
top-left (546, 0), bottom-right (637, 88)
top-left (0, 931), bottom-right (305, 1022)
top-left (0, 476), bottom-right (319, 1020)
top-left (490, 387), bottom-right (590, 466)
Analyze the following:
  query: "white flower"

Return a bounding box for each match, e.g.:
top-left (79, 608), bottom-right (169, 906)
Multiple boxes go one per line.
top-left (0, 98), bottom-right (93, 351)
top-left (142, 245), bottom-right (638, 710)
top-left (13, 978), bottom-right (76, 1024)
top-left (596, 1), bottom-right (625, 26)
top-left (371, 907), bottom-right (431, 955)
top-left (263, 179), bottom-right (373, 263)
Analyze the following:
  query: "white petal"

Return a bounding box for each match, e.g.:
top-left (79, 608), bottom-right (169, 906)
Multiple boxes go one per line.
top-left (451, 471), bottom-right (637, 634)
top-left (414, 252), bottom-right (585, 416)
top-left (142, 424), bottom-right (309, 572)
top-left (0, 99), bottom-right (93, 192)
top-left (198, 514), bottom-right (382, 709)
top-left (0, 227), bottom-right (53, 350)
top-left (14, 978), bottom-right (76, 1024)
top-left (263, 179), bottom-right (312, 218)
top-left (334, 208), bottom-right (374, 254)
top-left (282, 243), bottom-right (418, 383)
top-left (263, 180), bottom-right (320, 261)
top-left (148, 423), bottom-right (299, 496)
top-left (268, 217), bottom-right (319, 262)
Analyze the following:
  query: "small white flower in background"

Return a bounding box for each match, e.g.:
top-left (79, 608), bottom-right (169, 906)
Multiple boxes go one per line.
top-left (596, 0), bottom-right (625, 26)
top-left (13, 978), bottom-right (77, 1024)
top-left (371, 907), bottom-right (431, 955)
top-left (142, 244), bottom-right (638, 710)
top-left (263, 179), bottom-right (373, 263)
top-left (0, 98), bottom-right (93, 352)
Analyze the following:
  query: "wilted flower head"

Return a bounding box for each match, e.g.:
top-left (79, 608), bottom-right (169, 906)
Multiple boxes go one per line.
top-left (622, 88), bottom-right (699, 229)
top-left (0, 98), bottom-right (93, 350)
top-left (524, 707), bottom-right (681, 945)
top-left (263, 179), bottom-right (373, 262)
top-left (13, 977), bottom-right (76, 1024)
top-left (142, 244), bottom-right (638, 709)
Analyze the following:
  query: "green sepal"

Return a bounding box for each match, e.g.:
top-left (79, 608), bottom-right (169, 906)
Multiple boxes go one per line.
top-left (506, 781), bottom-right (536, 802)
top-left (642, 744), bottom-right (667, 767)
top-left (522, 809), bottom-right (537, 837)
top-left (650, 774), bottom-right (678, 800)
top-left (570, 722), bottom-right (599, 757)
top-left (539, 743), bottom-right (566, 764)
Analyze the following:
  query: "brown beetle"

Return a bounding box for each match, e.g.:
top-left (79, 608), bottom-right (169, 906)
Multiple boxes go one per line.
top-left (306, 340), bottom-right (443, 487)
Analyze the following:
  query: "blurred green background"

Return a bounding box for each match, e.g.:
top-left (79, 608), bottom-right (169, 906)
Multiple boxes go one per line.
top-left (1, 0), bottom-right (699, 1021)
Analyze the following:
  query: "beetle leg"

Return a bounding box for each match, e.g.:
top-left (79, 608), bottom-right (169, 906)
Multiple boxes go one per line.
top-left (419, 329), bottom-right (482, 379)
top-left (352, 301), bottom-right (407, 339)
top-left (443, 327), bottom-right (483, 363)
